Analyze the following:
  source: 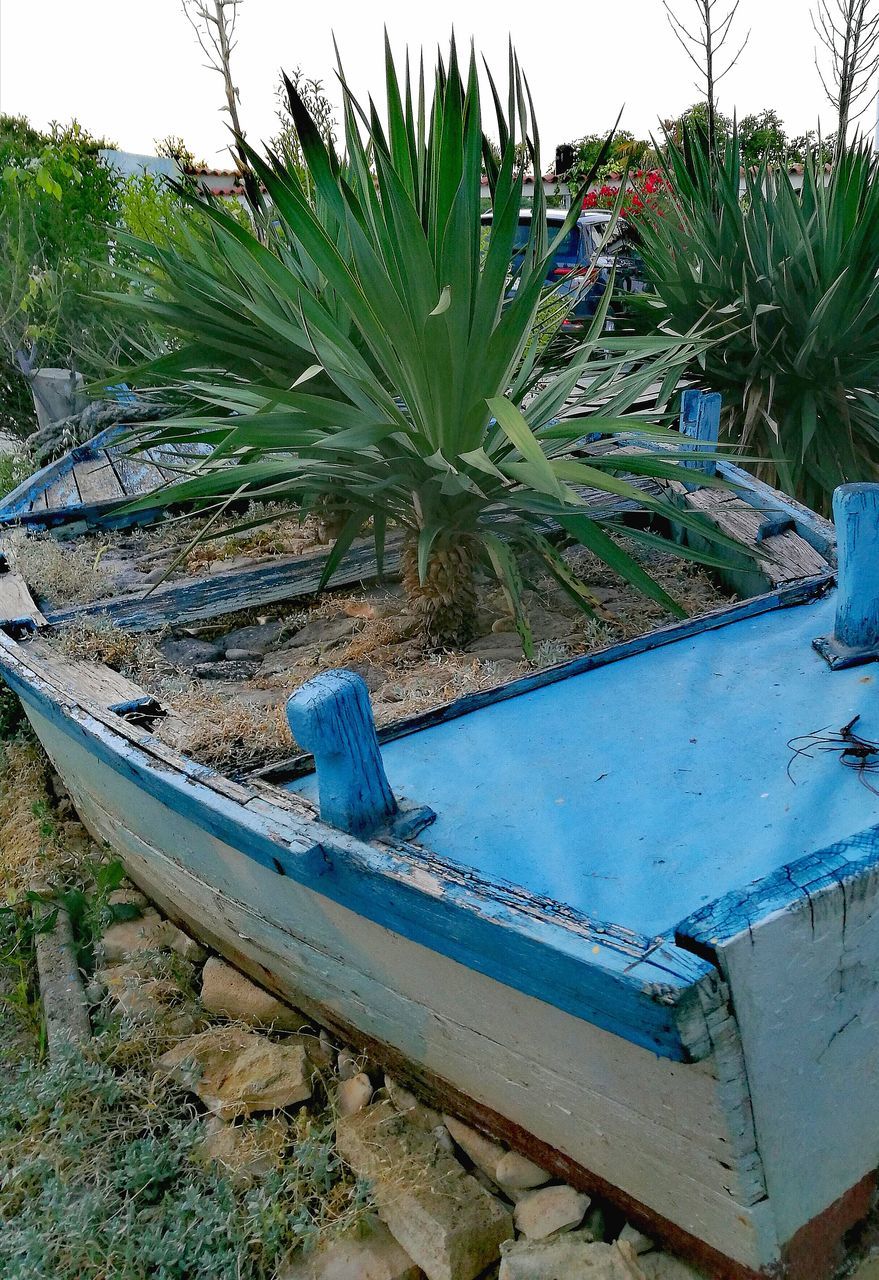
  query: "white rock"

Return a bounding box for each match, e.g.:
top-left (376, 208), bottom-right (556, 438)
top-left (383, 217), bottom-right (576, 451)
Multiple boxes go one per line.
top-left (198, 1112), bottom-right (290, 1185)
top-left (336, 1100), bottom-right (513, 1280)
top-left (278, 1214), bottom-right (421, 1279)
top-left (107, 886), bottom-right (149, 910)
top-left (444, 1113), bottom-right (506, 1182)
top-left (513, 1184), bottom-right (591, 1240)
top-left (99, 910), bottom-right (205, 964)
top-left (385, 1074), bottom-right (443, 1130)
top-left (201, 956), bottom-right (302, 1030)
top-left (337, 1071), bottom-right (373, 1117)
top-left (157, 1025), bottom-right (312, 1119)
top-left (619, 1223), bottom-right (655, 1255)
top-left (337, 1047), bottom-right (362, 1080)
top-left (496, 1150), bottom-right (551, 1191)
top-left (500, 1235), bottom-right (645, 1280)
top-left (638, 1253), bottom-right (708, 1279)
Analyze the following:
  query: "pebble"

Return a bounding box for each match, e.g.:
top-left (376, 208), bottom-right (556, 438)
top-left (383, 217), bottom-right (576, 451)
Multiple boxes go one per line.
top-left (513, 1184), bottom-right (591, 1240)
top-left (337, 1071), bottom-right (373, 1117)
top-left (157, 636), bottom-right (223, 669)
top-left (384, 1074), bottom-right (444, 1131)
top-left (619, 1223), bottom-right (656, 1255)
top-left (336, 1047), bottom-right (362, 1080)
top-left (444, 1113), bottom-right (507, 1183)
top-left (278, 1213), bottom-right (421, 1279)
top-left (499, 1235), bottom-right (644, 1280)
top-left (495, 1150), bottom-right (551, 1191)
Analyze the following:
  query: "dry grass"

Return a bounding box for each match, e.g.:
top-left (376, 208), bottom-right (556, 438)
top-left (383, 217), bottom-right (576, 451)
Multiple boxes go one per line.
top-left (0, 737), bottom-right (87, 906)
top-left (9, 531), bottom-right (118, 606)
top-left (181, 509), bottom-right (320, 573)
top-left (158, 689), bottom-right (293, 773)
top-left (52, 618), bottom-right (165, 681)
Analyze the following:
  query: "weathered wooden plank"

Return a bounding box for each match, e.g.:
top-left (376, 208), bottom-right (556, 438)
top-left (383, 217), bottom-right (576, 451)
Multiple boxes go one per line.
top-left (20, 695), bottom-right (777, 1270)
top-left (44, 466), bottom-right (82, 512)
top-left (110, 450), bottom-right (169, 497)
top-left (678, 825), bottom-right (879, 1248)
top-left (71, 452), bottom-right (126, 505)
top-left (23, 637), bottom-right (157, 712)
top-left (0, 552), bottom-right (46, 628)
top-left (47, 535), bottom-right (406, 632)
top-left (667, 484), bottom-right (830, 596)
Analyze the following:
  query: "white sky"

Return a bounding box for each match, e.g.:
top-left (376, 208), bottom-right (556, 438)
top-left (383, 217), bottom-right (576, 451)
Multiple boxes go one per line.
top-left (0, 0), bottom-right (845, 166)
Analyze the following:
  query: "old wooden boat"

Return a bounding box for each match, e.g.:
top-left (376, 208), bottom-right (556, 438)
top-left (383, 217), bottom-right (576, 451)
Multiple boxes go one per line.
top-left (0, 426), bottom-right (214, 531)
top-left (1, 396), bottom-right (875, 1278)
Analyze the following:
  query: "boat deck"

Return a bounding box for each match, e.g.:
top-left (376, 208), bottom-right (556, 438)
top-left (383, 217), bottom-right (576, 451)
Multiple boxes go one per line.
top-left (286, 588), bottom-right (879, 959)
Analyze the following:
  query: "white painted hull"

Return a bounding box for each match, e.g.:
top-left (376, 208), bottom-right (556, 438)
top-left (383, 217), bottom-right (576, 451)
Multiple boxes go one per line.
top-left (25, 698), bottom-right (777, 1274)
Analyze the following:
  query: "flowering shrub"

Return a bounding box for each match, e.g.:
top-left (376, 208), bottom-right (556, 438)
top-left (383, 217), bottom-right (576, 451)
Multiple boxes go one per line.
top-left (583, 169), bottom-right (669, 219)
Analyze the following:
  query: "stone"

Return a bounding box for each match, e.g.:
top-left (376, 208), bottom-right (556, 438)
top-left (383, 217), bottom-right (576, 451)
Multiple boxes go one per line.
top-left (198, 1112), bottom-right (290, 1186)
top-left (288, 615), bottom-right (361, 649)
top-left (336, 1047), bottom-right (363, 1080)
top-left (638, 1254), bottom-right (707, 1280)
top-left (513, 1185), bottom-right (591, 1240)
top-left (99, 910), bottom-right (206, 965)
top-left (499, 1235), bottom-right (645, 1280)
top-left (465, 633), bottom-right (526, 662)
top-left (194, 659), bottom-right (259, 680)
top-left (157, 1025), bottom-right (312, 1119)
top-left (219, 619), bottom-right (286, 654)
top-left (444, 1114), bottom-right (506, 1183)
top-left (107, 886), bottom-right (149, 911)
top-left (337, 1071), bottom-right (374, 1117)
top-left (336, 1101), bottom-right (513, 1280)
top-left (158, 636), bottom-right (223, 669)
top-left (225, 647), bottom-right (263, 661)
top-left (200, 956), bottom-right (303, 1031)
top-left (495, 1151), bottom-right (551, 1191)
top-left (278, 1214), bottom-right (421, 1279)
top-left (261, 642), bottom-right (325, 678)
top-left (385, 1076), bottom-right (443, 1131)
top-left (618, 1224), bottom-right (655, 1255)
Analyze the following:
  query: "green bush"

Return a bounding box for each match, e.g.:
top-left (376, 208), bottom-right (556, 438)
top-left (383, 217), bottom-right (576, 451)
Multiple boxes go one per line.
top-left (120, 36), bottom-right (744, 653)
top-left (636, 131), bottom-right (879, 513)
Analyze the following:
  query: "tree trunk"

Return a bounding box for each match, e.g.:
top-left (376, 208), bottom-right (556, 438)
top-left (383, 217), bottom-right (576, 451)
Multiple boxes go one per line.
top-left (401, 533), bottom-right (479, 649)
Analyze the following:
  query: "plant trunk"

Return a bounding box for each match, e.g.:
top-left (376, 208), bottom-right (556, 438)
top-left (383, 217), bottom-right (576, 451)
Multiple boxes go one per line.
top-left (401, 534), bottom-right (478, 649)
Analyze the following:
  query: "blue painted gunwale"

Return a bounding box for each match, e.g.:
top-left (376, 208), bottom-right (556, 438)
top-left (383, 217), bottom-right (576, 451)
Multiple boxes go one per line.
top-left (282, 585), bottom-right (879, 947)
top-left (0, 626), bottom-right (719, 1062)
top-left (677, 822), bottom-right (879, 957)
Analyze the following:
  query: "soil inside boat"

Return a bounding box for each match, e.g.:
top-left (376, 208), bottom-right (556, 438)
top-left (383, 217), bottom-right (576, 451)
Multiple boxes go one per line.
top-left (40, 534), bottom-right (734, 774)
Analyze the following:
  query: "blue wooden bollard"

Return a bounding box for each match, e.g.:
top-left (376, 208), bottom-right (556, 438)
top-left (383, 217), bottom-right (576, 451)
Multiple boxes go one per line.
top-left (814, 483), bottom-right (879, 669)
top-left (286, 669), bottom-right (399, 837)
top-left (679, 389), bottom-right (721, 480)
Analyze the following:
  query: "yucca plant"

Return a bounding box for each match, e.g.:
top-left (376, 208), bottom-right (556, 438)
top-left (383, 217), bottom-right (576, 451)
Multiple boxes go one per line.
top-left (118, 37), bottom-right (745, 653)
top-left (636, 130), bottom-right (879, 514)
